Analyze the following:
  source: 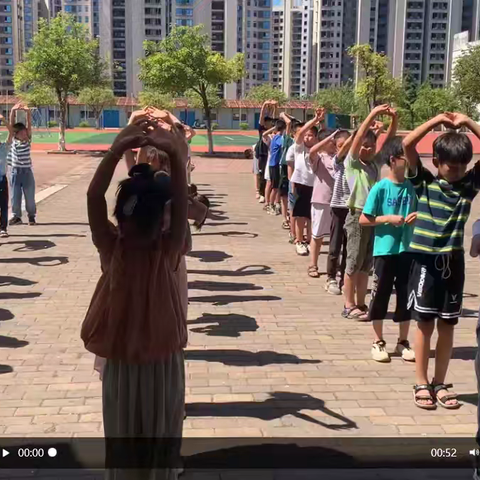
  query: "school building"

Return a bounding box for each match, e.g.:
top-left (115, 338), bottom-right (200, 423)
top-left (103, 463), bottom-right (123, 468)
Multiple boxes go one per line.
top-left (0, 96), bottom-right (349, 130)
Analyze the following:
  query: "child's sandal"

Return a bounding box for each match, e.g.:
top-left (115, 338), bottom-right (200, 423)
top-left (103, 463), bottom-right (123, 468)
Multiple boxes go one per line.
top-left (413, 384), bottom-right (437, 410)
top-left (308, 265), bottom-right (320, 278)
top-left (432, 381), bottom-right (461, 409)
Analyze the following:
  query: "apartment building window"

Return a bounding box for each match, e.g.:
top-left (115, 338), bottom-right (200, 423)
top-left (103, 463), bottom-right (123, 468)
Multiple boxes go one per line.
top-left (176, 19), bottom-right (193, 26)
top-left (176, 8), bottom-right (193, 16)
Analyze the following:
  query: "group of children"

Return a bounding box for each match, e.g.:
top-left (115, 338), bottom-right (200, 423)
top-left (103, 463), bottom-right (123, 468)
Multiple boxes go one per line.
top-left (254, 100), bottom-right (480, 410)
top-left (0, 102), bottom-right (37, 237)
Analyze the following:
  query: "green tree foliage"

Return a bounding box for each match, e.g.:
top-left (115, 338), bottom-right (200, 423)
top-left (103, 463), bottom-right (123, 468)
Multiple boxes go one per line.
top-left (396, 71), bottom-right (419, 130)
top-left (314, 83), bottom-right (356, 114)
top-left (139, 25), bottom-right (245, 153)
top-left (14, 14), bottom-right (102, 150)
top-left (78, 87), bottom-right (116, 129)
top-left (413, 82), bottom-right (460, 125)
top-left (453, 44), bottom-right (480, 119)
top-left (17, 86), bottom-right (57, 108)
top-left (348, 45), bottom-right (400, 111)
top-left (246, 84), bottom-right (288, 104)
top-left (138, 90), bottom-right (175, 110)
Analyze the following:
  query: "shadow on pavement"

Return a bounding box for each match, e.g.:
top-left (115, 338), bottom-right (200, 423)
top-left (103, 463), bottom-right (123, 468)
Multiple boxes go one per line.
top-left (185, 349), bottom-right (321, 367)
top-left (194, 231), bottom-right (258, 238)
top-left (461, 308), bottom-right (478, 318)
top-left (188, 265), bottom-right (274, 277)
top-left (0, 256), bottom-right (69, 267)
top-left (188, 313), bottom-right (259, 337)
top-left (188, 250), bottom-right (233, 263)
top-left (457, 393), bottom-right (477, 406)
top-left (0, 276), bottom-right (37, 287)
top-left (0, 335), bottom-right (29, 349)
top-left (0, 292), bottom-right (42, 300)
top-left (35, 222), bottom-right (89, 227)
top-left (5, 240), bottom-right (56, 252)
top-left (205, 222), bottom-right (248, 227)
top-left (0, 365), bottom-right (13, 375)
top-left (188, 281), bottom-right (263, 292)
top-left (7, 233), bottom-right (86, 238)
top-left (189, 294), bottom-right (281, 306)
top-left (186, 391), bottom-right (358, 430)
top-left (0, 308), bottom-right (14, 321)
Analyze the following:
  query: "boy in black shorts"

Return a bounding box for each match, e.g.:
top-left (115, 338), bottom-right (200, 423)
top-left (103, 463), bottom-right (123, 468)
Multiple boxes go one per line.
top-left (403, 112), bottom-right (480, 410)
top-left (360, 137), bottom-right (417, 363)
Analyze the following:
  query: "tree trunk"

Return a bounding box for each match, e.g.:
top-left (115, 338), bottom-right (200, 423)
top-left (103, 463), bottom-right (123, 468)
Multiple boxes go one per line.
top-left (203, 96), bottom-right (214, 155)
top-left (95, 111), bottom-right (101, 130)
top-left (59, 99), bottom-right (67, 152)
top-left (409, 109), bottom-right (415, 131)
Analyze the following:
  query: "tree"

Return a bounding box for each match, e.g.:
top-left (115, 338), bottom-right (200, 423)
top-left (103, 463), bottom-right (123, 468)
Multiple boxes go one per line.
top-left (14, 14), bottom-right (101, 151)
top-left (453, 44), bottom-right (480, 119)
top-left (138, 90), bottom-right (175, 110)
top-left (78, 87), bottom-right (116, 129)
top-left (348, 44), bottom-right (400, 111)
top-left (314, 83), bottom-right (356, 115)
top-left (17, 86), bottom-right (57, 128)
top-left (139, 25), bottom-right (245, 154)
top-left (413, 82), bottom-right (460, 125)
top-left (246, 84), bottom-right (287, 104)
top-left (397, 71), bottom-right (419, 130)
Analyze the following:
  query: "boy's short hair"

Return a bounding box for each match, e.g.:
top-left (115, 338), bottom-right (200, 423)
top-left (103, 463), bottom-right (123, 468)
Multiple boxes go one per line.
top-left (275, 119), bottom-right (287, 132)
top-left (264, 115), bottom-right (274, 123)
top-left (334, 129), bottom-right (350, 140)
top-left (13, 123), bottom-right (27, 134)
top-left (433, 131), bottom-right (473, 165)
top-left (378, 136), bottom-right (404, 167)
top-left (364, 129), bottom-right (377, 145)
top-left (318, 129), bottom-right (334, 141)
top-left (309, 126), bottom-right (319, 136)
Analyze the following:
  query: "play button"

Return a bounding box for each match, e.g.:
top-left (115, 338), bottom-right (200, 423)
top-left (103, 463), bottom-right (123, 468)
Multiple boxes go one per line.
top-left (2, 449), bottom-right (9, 458)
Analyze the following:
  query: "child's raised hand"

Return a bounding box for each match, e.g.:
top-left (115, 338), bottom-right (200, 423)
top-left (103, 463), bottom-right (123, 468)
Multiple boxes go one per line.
top-left (388, 215), bottom-right (405, 227)
top-left (386, 107), bottom-right (398, 118)
top-left (371, 104), bottom-right (390, 116)
top-left (435, 113), bottom-right (456, 128)
top-left (405, 212), bottom-right (417, 225)
top-left (314, 107), bottom-right (325, 122)
top-left (450, 113), bottom-right (471, 129)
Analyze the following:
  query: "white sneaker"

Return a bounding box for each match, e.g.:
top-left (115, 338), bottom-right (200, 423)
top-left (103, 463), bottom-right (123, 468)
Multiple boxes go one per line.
top-left (0, 230), bottom-right (8, 238)
top-left (371, 340), bottom-right (391, 363)
top-left (258, 196), bottom-right (265, 204)
top-left (396, 340), bottom-right (415, 362)
top-left (325, 278), bottom-right (341, 295)
top-left (274, 204), bottom-right (281, 215)
top-left (296, 242), bottom-right (308, 256)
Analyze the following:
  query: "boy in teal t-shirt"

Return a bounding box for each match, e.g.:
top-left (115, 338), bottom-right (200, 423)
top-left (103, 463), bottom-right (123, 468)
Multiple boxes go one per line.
top-left (360, 137), bottom-right (417, 363)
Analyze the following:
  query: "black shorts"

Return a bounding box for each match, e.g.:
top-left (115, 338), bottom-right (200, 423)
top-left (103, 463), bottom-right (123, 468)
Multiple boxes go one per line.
top-left (407, 252), bottom-right (464, 325)
top-left (279, 165), bottom-right (289, 196)
top-left (369, 254), bottom-right (412, 322)
top-left (292, 184), bottom-right (313, 219)
top-left (269, 165), bottom-right (281, 189)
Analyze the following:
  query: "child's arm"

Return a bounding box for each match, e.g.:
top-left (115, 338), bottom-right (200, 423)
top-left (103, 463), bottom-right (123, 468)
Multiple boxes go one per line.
top-left (335, 133), bottom-right (355, 164)
top-left (0, 113), bottom-right (13, 142)
top-left (309, 129), bottom-right (338, 160)
top-left (184, 125), bottom-right (196, 142)
top-left (280, 112), bottom-right (292, 136)
top-left (402, 114), bottom-right (454, 171)
top-left (259, 101), bottom-right (269, 128)
top-left (8, 106), bottom-right (17, 143)
top-left (262, 126), bottom-right (276, 146)
top-left (296, 108), bottom-right (324, 145)
top-left (25, 107), bottom-right (32, 141)
top-left (360, 213), bottom-right (406, 227)
top-left (349, 104), bottom-right (390, 160)
top-left (384, 108), bottom-right (398, 143)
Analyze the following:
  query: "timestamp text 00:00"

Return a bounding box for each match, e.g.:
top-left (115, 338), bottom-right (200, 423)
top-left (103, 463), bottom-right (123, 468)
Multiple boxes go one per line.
top-left (18, 448), bottom-right (44, 458)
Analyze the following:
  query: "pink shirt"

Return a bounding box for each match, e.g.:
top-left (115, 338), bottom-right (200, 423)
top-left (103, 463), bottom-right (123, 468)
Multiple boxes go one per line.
top-left (311, 152), bottom-right (335, 205)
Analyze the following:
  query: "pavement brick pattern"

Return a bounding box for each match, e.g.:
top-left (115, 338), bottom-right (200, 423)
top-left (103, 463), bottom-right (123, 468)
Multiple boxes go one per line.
top-left (0, 155), bottom-right (479, 479)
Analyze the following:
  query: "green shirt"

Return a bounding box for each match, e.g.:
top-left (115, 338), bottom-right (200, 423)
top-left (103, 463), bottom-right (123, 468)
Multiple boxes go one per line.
top-left (408, 161), bottom-right (480, 254)
top-left (280, 134), bottom-right (294, 166)
top-left (363, 178), bottom-right (417, 256)
top-left (345, 153), bottom-right (383, 210)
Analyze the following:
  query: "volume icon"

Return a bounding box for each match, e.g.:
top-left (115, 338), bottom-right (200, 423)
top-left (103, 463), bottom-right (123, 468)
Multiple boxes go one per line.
top-left (469, 449), bottom-right (480, 456)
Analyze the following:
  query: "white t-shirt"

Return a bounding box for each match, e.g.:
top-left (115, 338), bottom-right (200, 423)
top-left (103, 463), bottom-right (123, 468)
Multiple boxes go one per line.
top-left (286, 144), bottom-right (295, 166)
top-left (290, 143), bottom-right (315, 187)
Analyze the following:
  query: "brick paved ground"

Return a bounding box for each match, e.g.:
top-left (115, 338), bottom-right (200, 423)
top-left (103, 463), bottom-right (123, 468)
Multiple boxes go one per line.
top-left (0, 155), bottom-right (479, 479)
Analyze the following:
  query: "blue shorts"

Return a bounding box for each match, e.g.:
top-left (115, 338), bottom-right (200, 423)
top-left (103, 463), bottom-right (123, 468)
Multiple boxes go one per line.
top-left (288, 183), bottom-right (298, 212)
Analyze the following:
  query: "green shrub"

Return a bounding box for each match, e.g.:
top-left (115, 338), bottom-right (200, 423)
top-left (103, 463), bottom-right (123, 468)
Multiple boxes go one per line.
top-left (47, 121), bottom-right (58, 128)
top-left (211, 122), bottom-right (219, 131)
top-left (239, 122), bottom-right (249, 130)
top-left (79, 121), bottom-right (91, 128)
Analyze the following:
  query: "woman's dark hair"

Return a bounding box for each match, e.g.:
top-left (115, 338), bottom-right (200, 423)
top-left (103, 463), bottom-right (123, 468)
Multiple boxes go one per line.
top-left (433, 131), bottom-right (473, 165)
top-left (114, 163), bottom-right (172, 236)
top-left (376, 136), bottom-right (404, 167)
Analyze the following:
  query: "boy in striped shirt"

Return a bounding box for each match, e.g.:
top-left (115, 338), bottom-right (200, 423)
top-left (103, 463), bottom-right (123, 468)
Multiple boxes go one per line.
top-left (7, 103), bottom-right (36, 226)
top-left (403, 112), bottom-right (480, 410)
